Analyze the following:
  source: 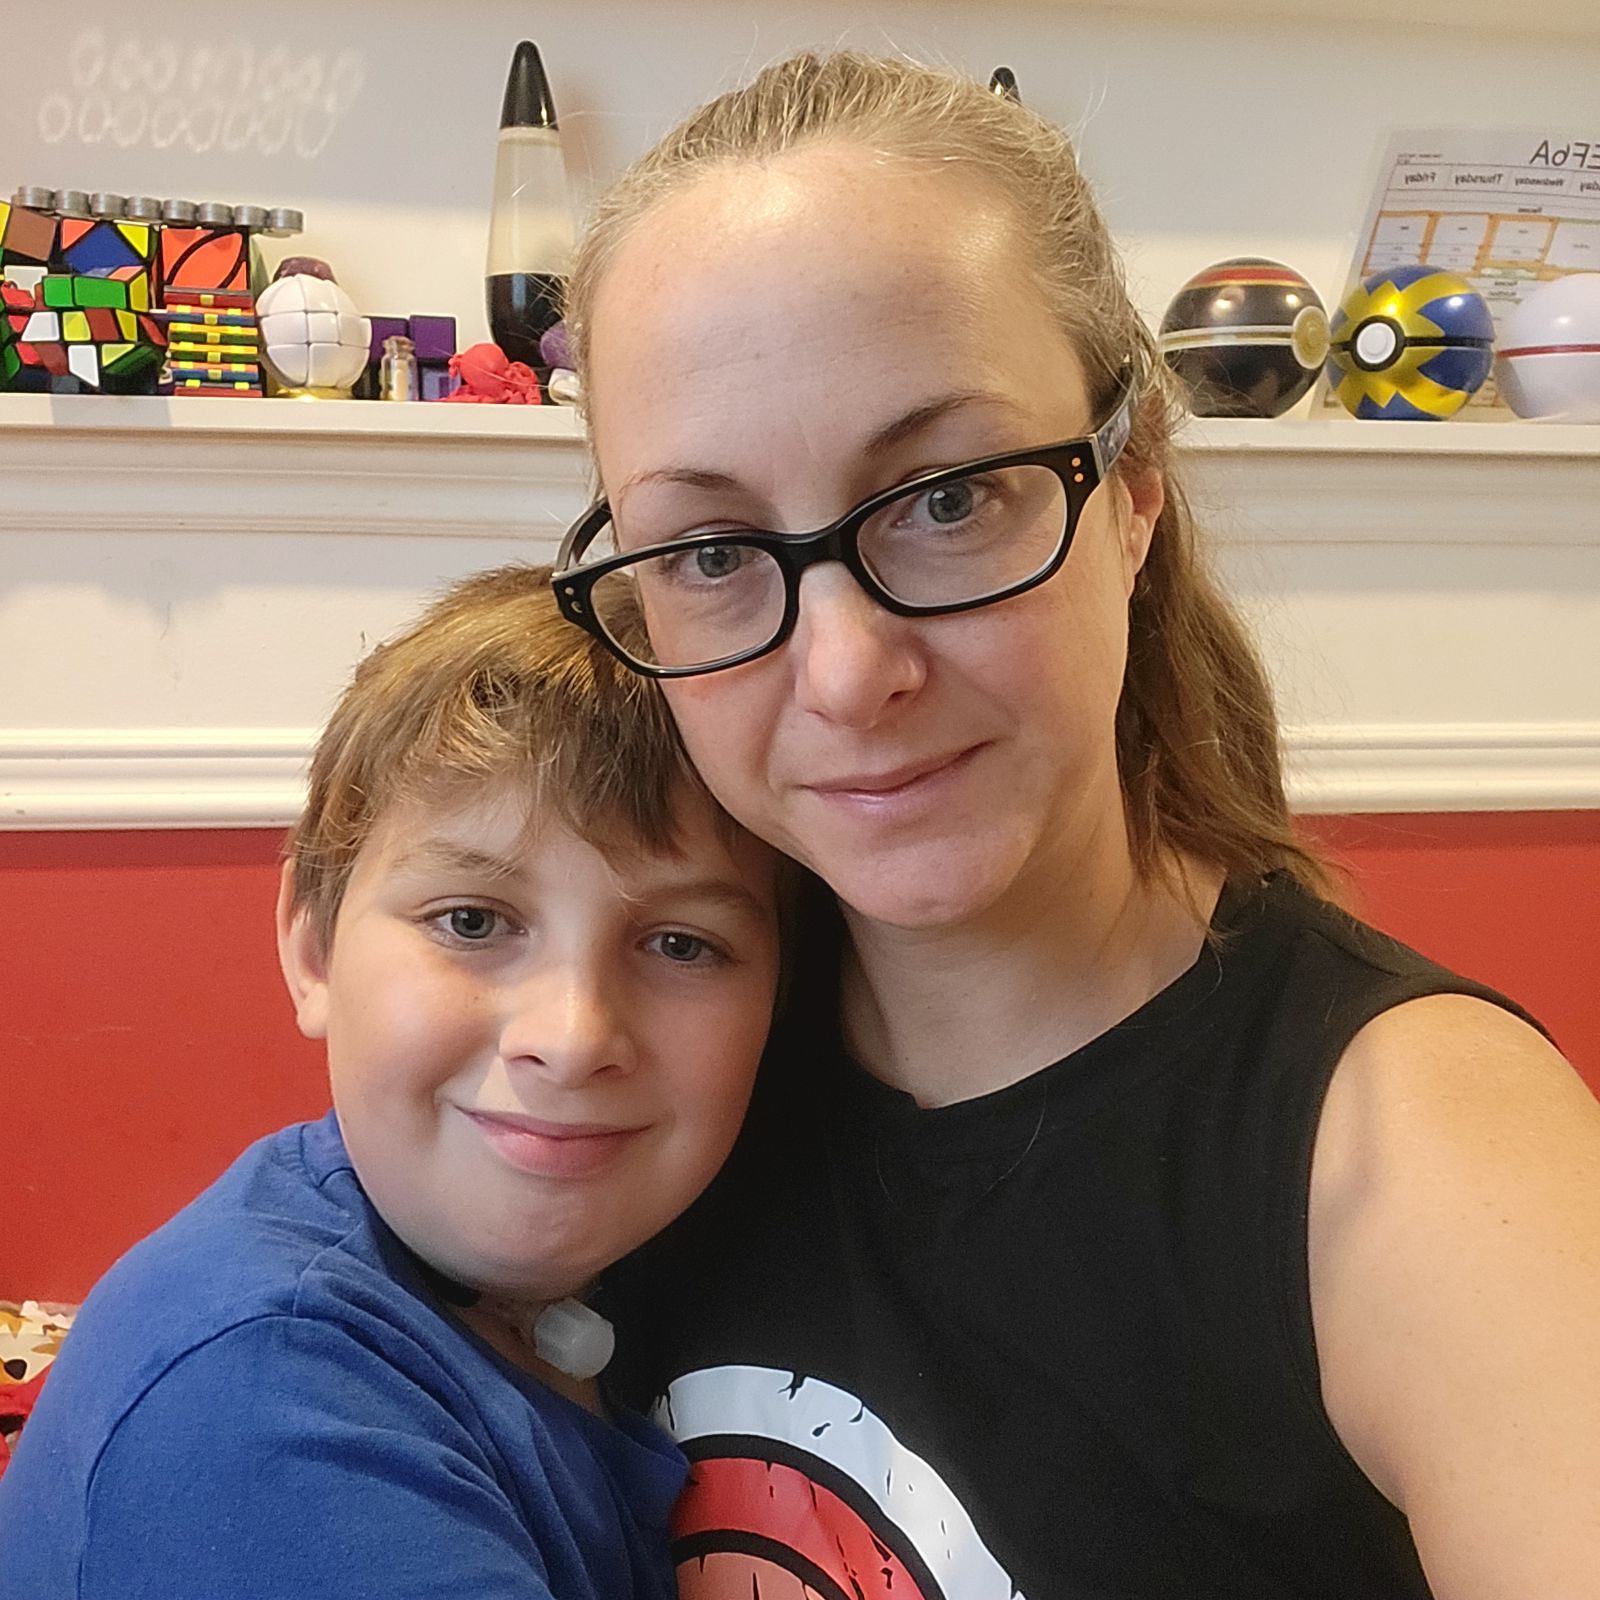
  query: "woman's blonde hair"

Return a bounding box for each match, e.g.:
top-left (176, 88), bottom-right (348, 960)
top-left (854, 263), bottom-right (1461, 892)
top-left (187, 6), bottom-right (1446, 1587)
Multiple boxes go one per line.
top-left (287, 563), bottom-right (700, 952)
top-left (566, 50), bottom-right (1328, 894)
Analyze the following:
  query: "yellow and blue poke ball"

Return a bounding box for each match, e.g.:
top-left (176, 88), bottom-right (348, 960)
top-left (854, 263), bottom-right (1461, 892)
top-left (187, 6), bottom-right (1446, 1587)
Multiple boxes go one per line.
top-left (1327, 266), bottom-right (1494, 420)
top-left (1495, 273), bottom-right (1600, 421)
top-left (1158, 257), bottom-right (1330, 418)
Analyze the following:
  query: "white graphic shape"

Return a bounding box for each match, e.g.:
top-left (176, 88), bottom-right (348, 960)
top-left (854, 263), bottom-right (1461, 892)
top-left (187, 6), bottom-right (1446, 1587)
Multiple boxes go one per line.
top-left (658, 1364), bottom-right (1025, 1600)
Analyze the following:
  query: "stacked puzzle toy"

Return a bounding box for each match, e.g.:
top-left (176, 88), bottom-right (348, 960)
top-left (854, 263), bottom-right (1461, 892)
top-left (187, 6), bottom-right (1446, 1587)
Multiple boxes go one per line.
top-left (0, 187), bottom-right (301, 396)
top-left (163, 289), bottom-right (262, 397)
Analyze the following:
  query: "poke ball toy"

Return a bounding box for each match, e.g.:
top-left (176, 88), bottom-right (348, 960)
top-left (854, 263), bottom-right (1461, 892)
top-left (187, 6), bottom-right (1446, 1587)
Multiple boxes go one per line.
top-left (255, 257), bottom-right (371, 398)
top-left (1495, 273), bottom-right (1600, 421)
top-left (1158, 257), bottom-right (1330, 418)
top-left (1326, 265), bottom-right (1494, 420)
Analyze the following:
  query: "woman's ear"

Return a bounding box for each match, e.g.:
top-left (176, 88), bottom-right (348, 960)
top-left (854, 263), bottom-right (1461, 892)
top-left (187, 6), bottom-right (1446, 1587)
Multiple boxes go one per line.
top-left (276, 860), bottom-right (331, 1041)
top-left (1115, 464), bottom-right (1164, 594)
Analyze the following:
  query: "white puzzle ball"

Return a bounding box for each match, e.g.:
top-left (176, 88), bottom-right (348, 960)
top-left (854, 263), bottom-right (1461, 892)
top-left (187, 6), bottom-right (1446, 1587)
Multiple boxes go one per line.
top-left (1495, 273), bottom-right (1600, 421)
top-left (256, 272), bottom-right (371, 394)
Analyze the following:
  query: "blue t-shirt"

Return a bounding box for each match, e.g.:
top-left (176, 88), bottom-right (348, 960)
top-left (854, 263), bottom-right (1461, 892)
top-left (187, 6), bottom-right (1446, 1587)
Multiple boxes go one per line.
top-left (0, 1113), bottom-right (685, 1598)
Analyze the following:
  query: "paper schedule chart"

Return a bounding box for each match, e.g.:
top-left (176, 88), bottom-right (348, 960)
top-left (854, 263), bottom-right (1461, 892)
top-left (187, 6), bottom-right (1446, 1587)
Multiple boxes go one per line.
top-left (1330, 131), bottom-right (1600, 408)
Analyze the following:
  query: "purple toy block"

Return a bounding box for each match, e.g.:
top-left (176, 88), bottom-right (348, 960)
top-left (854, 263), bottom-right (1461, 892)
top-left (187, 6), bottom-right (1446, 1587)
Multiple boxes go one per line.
top-left (409, 315), bottom-right (457, 364)
top-left (367, 316), bottom-right (409, 363)
top-left (419, 364), bottom-right (460, 401)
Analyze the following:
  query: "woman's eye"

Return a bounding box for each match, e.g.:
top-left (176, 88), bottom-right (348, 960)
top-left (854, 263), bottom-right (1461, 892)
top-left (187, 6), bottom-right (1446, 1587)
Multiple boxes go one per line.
top-left (441, 906), bottom-right (499, 942)
top-left (694, 543), bottom-right (745, 579)
top-left (923, 479), bottom-right (976, 525)
top-left (651, 930), bottom-right (716, 964)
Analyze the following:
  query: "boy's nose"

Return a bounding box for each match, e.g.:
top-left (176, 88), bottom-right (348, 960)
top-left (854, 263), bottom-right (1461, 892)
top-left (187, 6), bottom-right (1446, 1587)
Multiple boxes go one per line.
top-left (791, 564), bottom-right (926, 728)
top-left (497, 968), bottom-right (636, 1086)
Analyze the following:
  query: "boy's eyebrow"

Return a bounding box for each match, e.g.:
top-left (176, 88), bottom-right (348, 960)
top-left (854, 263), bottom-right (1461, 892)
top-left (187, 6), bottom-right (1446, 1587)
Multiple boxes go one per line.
top-left (391, 841), bottom-right (521, 880)
top-left (625, 873), bottom-right (771, 921)
top-left (390, 844), bottom-right (768, 918)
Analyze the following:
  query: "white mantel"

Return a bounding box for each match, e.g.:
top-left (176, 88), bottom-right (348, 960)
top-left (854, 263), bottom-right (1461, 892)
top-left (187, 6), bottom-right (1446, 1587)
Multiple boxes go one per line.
top-left (2, 394), bottom-right (1597, 828)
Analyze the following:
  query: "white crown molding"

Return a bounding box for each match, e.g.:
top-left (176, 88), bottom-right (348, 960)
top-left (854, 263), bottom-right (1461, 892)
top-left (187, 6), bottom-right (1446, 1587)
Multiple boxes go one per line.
top-left (1284, 721), bottom-right (1600, 814)
top-left (0, 729), bottom-right (313, 830)
top-left (4, 722), bottom-right (1599, 831)
top-left (0, 395), bottom-right (593, 542)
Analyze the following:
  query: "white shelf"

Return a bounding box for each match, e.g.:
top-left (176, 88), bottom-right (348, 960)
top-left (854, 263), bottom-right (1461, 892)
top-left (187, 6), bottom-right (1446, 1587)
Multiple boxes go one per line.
top-left (6, 390), bottom-right (1600, 459)
top-left (3, 394), bottom-right (1598, 551)
top-left (1181, 415), bottom-right (1600, 460)
top-left (0, 392), bottom-right (586, 444)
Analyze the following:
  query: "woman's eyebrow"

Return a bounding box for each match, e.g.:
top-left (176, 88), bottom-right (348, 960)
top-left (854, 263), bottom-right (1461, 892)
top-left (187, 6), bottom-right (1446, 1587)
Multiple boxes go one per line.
top-left (862, 390), bottom-right (1026, 455)
top-left (616, 465), bottom-right (742, 502)
top-left (615, 393), bottom-right (1035, 505)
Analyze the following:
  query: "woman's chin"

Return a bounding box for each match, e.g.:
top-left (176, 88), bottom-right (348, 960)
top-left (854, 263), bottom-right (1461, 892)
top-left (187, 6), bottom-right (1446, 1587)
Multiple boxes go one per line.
top-left (826, 845), bottom-right (1022, 934)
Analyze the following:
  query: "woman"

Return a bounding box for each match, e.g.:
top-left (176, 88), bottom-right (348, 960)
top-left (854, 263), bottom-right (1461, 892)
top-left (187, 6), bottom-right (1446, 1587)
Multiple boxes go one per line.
top-left (552, 52), bottom-right (1600, 1599)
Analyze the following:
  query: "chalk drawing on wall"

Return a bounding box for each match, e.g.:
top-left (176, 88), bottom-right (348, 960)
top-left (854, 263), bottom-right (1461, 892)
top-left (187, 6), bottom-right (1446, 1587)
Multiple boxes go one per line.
top-left (37, 29), bottom-right (366, 159)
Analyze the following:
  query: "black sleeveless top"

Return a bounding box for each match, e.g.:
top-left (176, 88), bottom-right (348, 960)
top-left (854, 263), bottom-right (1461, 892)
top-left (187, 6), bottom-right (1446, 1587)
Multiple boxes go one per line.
top-left (602, 873), bottom-right (1533, 1600)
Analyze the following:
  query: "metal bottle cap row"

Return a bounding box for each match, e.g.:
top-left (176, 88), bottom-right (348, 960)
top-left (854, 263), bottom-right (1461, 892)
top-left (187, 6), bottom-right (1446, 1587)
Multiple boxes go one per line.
top-left (8, 186), bottom-right (303, 236)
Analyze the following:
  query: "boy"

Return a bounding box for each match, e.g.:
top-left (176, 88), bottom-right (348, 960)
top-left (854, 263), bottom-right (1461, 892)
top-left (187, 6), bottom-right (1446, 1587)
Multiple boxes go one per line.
top-left (0, 566), bottom-right (783, 1598)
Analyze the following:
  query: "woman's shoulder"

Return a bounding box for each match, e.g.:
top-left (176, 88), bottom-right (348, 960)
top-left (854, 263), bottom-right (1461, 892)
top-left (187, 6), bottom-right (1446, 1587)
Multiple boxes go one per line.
top-left (1217, 870), bottom-right (1541, 1046)
top-left (1308, 980), bottom-right (1600, 1590)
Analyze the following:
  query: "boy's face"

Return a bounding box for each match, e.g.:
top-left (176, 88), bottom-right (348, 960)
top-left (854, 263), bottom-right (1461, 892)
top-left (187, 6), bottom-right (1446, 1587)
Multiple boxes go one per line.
top-left (278, 781), bottom-right (781, 1303)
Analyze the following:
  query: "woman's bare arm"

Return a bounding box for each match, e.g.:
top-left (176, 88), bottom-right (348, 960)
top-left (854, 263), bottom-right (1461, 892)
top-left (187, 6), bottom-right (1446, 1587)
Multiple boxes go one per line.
top-left (1311, 993), bottom-right (1600, 1599)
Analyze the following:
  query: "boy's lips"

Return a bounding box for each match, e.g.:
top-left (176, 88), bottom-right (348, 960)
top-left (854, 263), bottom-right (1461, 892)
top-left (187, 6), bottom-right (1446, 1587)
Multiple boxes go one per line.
top-left (460, 1108), bottom-right (647, 1178)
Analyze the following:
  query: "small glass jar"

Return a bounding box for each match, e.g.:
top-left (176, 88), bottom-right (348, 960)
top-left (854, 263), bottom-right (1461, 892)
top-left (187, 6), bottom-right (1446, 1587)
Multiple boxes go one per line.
top-left (378, 335), bottom-right (418, 402)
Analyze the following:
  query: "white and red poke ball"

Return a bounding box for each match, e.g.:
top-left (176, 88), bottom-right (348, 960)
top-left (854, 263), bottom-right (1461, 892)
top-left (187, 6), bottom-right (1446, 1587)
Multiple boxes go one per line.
top-left (1157, 257), bottom-right (1330, 418)
top-left (1495, 273), bottom-right (1600, 421)
top-left (256, 261), bottom-right (371, 395)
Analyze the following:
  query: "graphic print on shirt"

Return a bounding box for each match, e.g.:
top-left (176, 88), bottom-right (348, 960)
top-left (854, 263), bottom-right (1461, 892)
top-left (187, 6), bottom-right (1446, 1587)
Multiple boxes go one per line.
top-left (655, 1364), bottom-right (1025, 1600)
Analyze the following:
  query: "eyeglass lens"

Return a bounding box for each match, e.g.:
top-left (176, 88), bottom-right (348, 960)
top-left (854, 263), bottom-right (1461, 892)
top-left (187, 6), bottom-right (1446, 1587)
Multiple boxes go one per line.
top-left (587, 463), bottom-right (1071, 671)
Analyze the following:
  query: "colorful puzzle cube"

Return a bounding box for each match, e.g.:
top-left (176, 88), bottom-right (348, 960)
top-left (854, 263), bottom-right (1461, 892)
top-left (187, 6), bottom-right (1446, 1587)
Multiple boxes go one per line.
top-left (159, 226), bottom-right (249, 295)
top-left (56, 217), bottom-right (152, 276)
top-left (0, 203), bottom-right (57, 269)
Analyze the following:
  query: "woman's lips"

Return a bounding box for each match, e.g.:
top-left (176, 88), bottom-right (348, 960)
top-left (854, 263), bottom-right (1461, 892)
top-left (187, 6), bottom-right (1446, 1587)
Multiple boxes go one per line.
top-left (806, 744), bottom-right (981, 808)
top-left (462, 1109), bottom-right (645, 1178)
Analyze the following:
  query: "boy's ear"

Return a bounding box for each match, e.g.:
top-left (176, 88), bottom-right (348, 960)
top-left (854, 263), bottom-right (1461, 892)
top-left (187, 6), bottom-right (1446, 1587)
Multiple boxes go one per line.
top-left (275, 860), bottom-right (331, 1041)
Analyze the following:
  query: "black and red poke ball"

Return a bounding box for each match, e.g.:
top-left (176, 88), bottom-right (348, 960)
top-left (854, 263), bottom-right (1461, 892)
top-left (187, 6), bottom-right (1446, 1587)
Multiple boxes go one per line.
top-left (1158, 257), bottom-right (1331, 418)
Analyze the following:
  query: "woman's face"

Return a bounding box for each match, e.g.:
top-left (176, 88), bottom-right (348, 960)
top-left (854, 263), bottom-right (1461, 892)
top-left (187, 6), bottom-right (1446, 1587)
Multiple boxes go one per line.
top-left (587, 144), bottom-right (1162, 931)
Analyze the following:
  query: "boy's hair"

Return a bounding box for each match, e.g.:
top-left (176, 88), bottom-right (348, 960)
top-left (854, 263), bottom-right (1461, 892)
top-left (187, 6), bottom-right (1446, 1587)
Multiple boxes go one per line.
top-left (287, 563), bottom-right (700, 951)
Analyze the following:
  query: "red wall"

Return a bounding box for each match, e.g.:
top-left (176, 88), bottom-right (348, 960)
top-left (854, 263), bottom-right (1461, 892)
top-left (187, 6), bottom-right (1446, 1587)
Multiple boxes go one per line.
top-left (4, 814), bottom-right (1597, 1304)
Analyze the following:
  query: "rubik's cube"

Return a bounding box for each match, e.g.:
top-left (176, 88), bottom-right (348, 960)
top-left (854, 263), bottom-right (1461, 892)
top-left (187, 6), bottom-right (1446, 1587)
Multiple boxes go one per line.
top-left (5, 273), bottom-right (166, 393)
top-left (0, 283), bottom-right (30, 390)
top-left (161, 288), bottom-right (262, 397)
top-left (0, 199), bottom-right (55, 278)
top-left (2, 199), bottom-right (164, 393)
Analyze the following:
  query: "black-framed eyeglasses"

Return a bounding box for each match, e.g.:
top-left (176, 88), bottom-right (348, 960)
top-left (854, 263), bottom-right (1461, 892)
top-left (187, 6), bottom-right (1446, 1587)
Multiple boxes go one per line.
top-left (551, 370), bottom-right (1136, 679)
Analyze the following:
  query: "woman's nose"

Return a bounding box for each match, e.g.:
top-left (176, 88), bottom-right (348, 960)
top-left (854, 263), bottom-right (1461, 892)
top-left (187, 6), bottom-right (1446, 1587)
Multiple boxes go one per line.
top-left (497, 966), bottom-right (636, 1086)
top-left (790, 564), bottom-right (926, 727)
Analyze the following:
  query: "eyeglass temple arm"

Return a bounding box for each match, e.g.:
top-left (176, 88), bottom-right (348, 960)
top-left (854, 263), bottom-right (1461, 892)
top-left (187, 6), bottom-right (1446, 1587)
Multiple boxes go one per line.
top-left (555, 503), bottom-right (606, 573)
top-left (1091, 368), bottom-right (1137, 481)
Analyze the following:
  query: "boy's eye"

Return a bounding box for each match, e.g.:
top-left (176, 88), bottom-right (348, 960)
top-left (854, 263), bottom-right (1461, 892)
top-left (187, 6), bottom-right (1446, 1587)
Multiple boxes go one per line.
top-left (651, 930), bottom-right (714, 964)
top-left (444, 906), bottom-right (499, 941)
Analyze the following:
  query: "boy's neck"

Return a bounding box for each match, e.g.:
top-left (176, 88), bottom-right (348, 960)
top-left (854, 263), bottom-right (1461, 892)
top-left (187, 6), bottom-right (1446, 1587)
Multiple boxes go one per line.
top-left (453, 1297), bottom-right (606, 1415)
top-left (410, 1252), bottom-right (607, 1414)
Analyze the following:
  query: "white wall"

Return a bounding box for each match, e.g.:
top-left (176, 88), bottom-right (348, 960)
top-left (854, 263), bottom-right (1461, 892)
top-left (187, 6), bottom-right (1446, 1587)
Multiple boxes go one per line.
top-left (9, 0), bottom-right (1600, 336)
top-left (5, 2), bottom-right (1599, 825)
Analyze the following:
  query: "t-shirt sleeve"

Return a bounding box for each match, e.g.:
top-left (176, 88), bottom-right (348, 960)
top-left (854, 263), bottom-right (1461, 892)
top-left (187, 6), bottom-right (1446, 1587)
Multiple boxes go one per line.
top-left (79, 1314), bottom-right (557, 1600)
